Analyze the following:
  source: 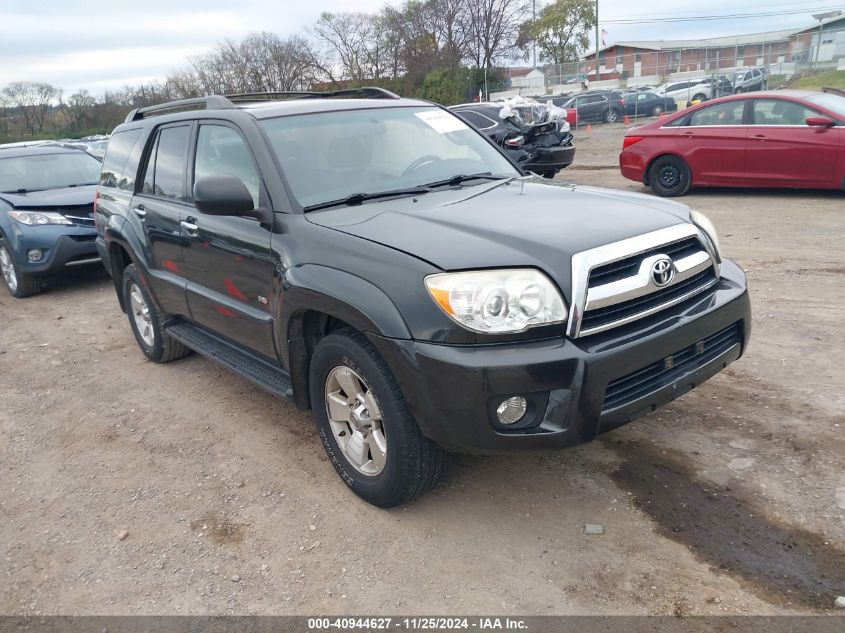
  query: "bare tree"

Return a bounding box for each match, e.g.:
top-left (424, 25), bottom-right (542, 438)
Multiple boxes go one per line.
top-left (64, 89), bottom-right (97, 132)
top-left (466, 0), bottom-right (529, 69)
top-left (2, 81), bottom-right (62, 135)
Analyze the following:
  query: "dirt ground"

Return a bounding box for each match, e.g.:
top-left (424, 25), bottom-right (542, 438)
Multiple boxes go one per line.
top-left (1, 121), bottom-right (844, 616)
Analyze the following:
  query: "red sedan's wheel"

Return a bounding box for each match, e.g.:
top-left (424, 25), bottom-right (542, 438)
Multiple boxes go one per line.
top-left (649, 155), bottom-right (692, 197)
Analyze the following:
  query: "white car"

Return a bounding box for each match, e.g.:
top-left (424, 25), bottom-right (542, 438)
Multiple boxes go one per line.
top-left (655, 80), bottom-right (712, 106)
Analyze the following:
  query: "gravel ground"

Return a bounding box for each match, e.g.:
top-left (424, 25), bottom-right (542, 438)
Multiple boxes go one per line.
top-left (1, 122), bottom-right (844, 616)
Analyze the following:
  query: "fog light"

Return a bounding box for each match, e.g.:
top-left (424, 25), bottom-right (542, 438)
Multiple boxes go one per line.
top-left (27, 249), bottom-right (43, 262)
top-left (496, 396), bottom-right (527, 425)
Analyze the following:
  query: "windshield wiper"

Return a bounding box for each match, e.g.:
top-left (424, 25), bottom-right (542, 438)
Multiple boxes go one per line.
top-left (420, 173), bottom-right (508, 189)
top-left (304, 187), bottom-right (430, 212)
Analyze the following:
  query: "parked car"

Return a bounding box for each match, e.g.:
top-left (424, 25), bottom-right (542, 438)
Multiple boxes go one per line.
top-left (696, 75), bottom-right (734, 98)
top-left (558, 90), bottom-right (627, 123)
top-left (732, 67), bottom-right (767, 93)
top-left (535, 95), bottom-right (579, 126)
top-left (97, 88), bottom-right (749, 507)
top-left (654, 80), bottom-right (714, 106)
top-left (450, 102), bottom-right (575, 177)
top-left (82, 139), bottom-right (110, 158)
top-left (0, 143), bottom-right (102, 297)
top-left (619, 90), bottom-right (845, 196)
top-left (621, 90), bottom-right (678, 117)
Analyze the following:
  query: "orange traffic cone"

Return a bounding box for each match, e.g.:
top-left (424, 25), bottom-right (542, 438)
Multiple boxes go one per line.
top-left (586, 123), bottom-right (593, 134)
top-left (623, 115), bottom-right (630, 125)
top-left (658, 112), bottom-right (665, 119)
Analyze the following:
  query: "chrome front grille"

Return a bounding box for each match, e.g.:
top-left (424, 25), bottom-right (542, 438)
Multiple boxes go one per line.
top-left (568, 225), bottom-right (720, 338)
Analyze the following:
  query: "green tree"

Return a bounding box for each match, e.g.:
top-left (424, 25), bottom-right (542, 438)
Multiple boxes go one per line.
top-left (517, 0), bottom-right (595, 65)
top-left (415, 66), bottom-right (473, 105)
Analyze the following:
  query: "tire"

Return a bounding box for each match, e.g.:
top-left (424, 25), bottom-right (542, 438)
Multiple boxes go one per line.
top-left (122, 263), bottom-right (190, 363)
top-left (691, 93), bottom-right (706, 103)
top-left (648, 155), bottom-right (692, 197)
top-left (652, 105), bottom-right (664, 117)
top-left (309, 327), bottom-right (444, 507)
top-left (603, 108), bottom-right (619, 123)
top-left (0, 242), bottom-right (41, 298)
top-left (541, 171), bottom-right (556, 179)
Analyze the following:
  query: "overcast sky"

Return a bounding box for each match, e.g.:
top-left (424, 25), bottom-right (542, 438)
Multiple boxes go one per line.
top-left (0, 0), bottom-right (834, 93)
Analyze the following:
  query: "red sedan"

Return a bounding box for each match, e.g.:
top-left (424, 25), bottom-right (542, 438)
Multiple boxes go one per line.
top-left (619, 90), bottom-right (845, 196)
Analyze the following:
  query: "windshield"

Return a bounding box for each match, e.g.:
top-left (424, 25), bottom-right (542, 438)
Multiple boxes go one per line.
top-left (260, 106), bottom-right (518, 209)
top-left (0, 152), bottom-right (102, 193)
top-left (805, 93), bottom-right (845, 119)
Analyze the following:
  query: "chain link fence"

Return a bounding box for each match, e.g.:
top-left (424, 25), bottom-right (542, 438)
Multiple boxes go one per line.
top-left (490, 27), bottom-right (845, 101)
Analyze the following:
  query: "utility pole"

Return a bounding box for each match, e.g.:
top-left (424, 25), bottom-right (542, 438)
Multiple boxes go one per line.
top-left (595, 0), bottom-right (600, 82)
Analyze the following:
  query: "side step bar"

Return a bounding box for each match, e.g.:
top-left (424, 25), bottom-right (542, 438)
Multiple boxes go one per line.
top-left (166, 322), bottom-right (293, 400)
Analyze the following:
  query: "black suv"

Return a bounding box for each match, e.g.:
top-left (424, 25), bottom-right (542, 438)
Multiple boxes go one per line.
top-left (96, 89), bottom-right (750, 507)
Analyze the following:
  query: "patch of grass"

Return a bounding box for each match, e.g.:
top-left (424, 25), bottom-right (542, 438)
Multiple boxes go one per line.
top-left (788, 70), bottom-right (845, 90)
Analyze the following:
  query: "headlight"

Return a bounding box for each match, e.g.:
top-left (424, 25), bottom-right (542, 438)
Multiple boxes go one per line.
top-left (425, 269), bottom-right (567, 334)
top-left (9, 210), bottom-right (72, 226)
top-left (689, 209), bottom-right (720, 257)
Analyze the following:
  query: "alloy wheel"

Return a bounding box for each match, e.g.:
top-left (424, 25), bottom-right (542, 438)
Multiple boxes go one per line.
top-left (0, 247), bottom-right (18, 293)
top-left (324, 366), bottom-right (387, 476)
top-left (129, 283), bottom-right (155, 346)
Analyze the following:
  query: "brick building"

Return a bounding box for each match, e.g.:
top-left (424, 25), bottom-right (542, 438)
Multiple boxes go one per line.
top-left (582, 14), bottom-right (845, 80)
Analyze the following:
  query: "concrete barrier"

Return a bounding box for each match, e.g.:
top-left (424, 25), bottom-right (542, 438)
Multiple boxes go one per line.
top-left (626, 75), bottom-right (661, 88)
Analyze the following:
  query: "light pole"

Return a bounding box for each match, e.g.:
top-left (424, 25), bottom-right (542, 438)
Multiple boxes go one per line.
top-left (532, 0), bottom-right (537, 68)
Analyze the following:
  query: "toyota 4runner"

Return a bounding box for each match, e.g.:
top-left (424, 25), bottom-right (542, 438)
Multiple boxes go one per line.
top-left (95, 88), bottom-right (751, 507)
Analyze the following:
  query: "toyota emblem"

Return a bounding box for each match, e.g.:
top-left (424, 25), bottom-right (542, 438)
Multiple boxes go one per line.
top-left (651, 257), bottom-right (675, 287)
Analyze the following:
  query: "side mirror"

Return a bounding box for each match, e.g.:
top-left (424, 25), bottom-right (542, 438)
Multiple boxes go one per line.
top-left (806, 116), bottom-right (835, 128)
top-left (193, 174), bottom-right (255, 216)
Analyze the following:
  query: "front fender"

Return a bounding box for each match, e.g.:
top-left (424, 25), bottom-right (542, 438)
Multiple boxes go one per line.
top-left (279, 264), bottom-right (412, 409)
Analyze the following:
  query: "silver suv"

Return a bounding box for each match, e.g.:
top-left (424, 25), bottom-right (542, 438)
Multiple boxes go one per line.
top-left (732, 67), bottom-right (767, 93)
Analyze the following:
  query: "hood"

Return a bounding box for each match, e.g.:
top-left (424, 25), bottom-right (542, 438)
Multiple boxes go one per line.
top-left (0, 184), bottom-right (97, 209)
top-left (307, 180), bottom-right (692, 276)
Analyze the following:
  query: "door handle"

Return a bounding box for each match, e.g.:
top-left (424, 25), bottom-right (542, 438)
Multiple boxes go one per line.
top-left (132, 205), bottom-right (147, 218)
top-left (752, 134), bottom-right (766, 141)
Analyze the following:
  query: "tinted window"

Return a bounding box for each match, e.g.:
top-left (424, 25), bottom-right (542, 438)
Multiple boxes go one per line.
top-left (689, 101), bottom-right (746, 126)
top-left (145, 125), bottom-right (190, 200)
top-left (457, 111), bottom-right (496, 129)
top-left (100, 129), bottom-right (142, 190)
top-left (194, 125), bottom-right (261, 207)
top-left (141, 134), bottom-right (158, 195)
top-left (752, 100), bottom-right (821, 125)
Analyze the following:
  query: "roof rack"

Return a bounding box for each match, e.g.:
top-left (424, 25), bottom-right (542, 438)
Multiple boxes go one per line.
top-left (225, 87), bottom-right (401, 102)
top-left (123, 87), bottom-right (401, 123)
top-left (124, 96), bottom-right (235, 122)
top-left (822, 86), bottom-right (845, 97)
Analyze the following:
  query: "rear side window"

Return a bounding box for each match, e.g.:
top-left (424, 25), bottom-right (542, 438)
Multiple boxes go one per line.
top-left (457, 111), bottom-right (497, 129)
top-left (140, 125), bottom-right (190, 200)
top-left (689, 101), bottom-right (746, 126)
top-left (752, 100), bottom-right (820, 125)
top-left (100, 128), bottom-right (142, 190)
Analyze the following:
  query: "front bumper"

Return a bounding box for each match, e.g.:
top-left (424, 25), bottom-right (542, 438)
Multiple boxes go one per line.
top-left (6, 223), bottom-right (99, 275)
top-left (371, 260), bottom-right (750, 454)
